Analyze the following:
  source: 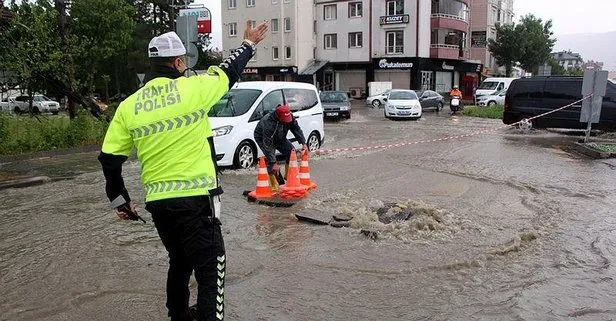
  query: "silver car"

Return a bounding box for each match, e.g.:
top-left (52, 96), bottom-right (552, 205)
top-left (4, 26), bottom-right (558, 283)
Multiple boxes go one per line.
top-left (365, 90), bottom-right (391, 108)
top-left (320, 91), bottom-right (351, 119)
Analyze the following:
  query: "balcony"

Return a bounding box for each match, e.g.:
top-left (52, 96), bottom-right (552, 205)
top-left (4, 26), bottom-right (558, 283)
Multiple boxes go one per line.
top-left (430, 44), bottom-right (464, 60)
top-left (430, 13), bottom-right (468, 32)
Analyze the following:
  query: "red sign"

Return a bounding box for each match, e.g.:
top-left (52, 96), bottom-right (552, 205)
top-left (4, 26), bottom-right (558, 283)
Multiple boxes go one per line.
top-left (197, 20), bottom-right (211, 34)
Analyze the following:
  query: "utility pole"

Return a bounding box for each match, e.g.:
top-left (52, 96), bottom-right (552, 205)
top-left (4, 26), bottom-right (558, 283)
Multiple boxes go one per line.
top-left (55, 0), bottom-right (77, 119)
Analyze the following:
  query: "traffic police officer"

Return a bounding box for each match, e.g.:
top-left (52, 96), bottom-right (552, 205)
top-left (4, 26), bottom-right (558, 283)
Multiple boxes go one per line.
top-left (98, 21), bottom-right (268, 321)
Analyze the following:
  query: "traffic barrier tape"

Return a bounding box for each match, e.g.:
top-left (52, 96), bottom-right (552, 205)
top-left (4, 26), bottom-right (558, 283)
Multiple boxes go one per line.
top-left (315, 94), bottom-right (593, 155)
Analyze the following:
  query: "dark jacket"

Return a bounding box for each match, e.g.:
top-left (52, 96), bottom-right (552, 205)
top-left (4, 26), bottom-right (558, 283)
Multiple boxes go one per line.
top-left (254, 111), bottom-right (306, 164)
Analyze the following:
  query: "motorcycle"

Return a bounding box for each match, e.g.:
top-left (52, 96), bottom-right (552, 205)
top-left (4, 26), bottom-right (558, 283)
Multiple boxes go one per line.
top-left (450, 95), bottom-right (462, 114)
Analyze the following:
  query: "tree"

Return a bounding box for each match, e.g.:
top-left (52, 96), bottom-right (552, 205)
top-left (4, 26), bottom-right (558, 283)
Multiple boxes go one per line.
top-left (0, 0), bottom-right (64, 113)
top-left (69, 0), bottom-right (135, 95)
top-left (516, 14), bottom-right (556, 73)
top-left (488, 23), bottom-right (520, 77)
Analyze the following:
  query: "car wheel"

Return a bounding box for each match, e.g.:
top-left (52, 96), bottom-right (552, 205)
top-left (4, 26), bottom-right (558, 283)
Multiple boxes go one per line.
top-left (52, 111), bottom-right (59, 115)
top-left (372, 100), bottom-right (381, 108)
top-left (233, 140), bottom-right (257, 169)
top-left (517, 115), bottom-right (534, 131)
top-left (13, 107), bottom-right (21, 114)
top-left (307, 132), bottom-right (321, 152)
top-left (32, 107), bottom-right (40, 114)
top-left (488, 101), bottom-right (496, 106)
top-left (437, 102), bottom-right (443, 111)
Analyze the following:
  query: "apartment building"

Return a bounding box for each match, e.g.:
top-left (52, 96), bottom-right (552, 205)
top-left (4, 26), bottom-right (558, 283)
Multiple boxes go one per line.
top-left (222, 0), bottom-right (482, 96)
top-left (221, 0), bottom-right (315, 81)
top-left (469, 0), bottom-right (515, 76)
top-left (551, 51), bottom-right (584, 70)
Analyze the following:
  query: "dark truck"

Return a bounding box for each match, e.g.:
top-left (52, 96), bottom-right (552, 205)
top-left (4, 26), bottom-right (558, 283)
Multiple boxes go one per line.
top-left (503, 76), bottom-right (616, 130)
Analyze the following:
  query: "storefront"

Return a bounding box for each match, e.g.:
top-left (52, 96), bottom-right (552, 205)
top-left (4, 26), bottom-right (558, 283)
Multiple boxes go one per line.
top-left (241, 66), bottom-right (298, 82)
top-left (371, 58), bottom-right (416, 90)
top-left (370, 57), bottom-right (482, 97)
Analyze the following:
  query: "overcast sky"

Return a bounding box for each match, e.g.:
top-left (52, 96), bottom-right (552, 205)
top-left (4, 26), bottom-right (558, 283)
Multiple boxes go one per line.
top-left (197, 0), bottom-right (616, 50)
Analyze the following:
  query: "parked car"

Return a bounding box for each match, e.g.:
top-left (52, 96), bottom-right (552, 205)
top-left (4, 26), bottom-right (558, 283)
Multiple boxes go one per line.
top-left (503, 76), bottom-right (616, 130)
top-left (0, 96), bottom-right (15, 112)
top-left (383, 89), bottom-right (422, 120)
top-left (365, 89), bottom-right (391, 108)
top-left (12, 95), bottom-right (60, 114)
top-left (476, 88), bottom-right (506, 106)
top-left (475, 77), bottom-right (517, 101)
top-left (209, 81), bottom-right (325, 169)
top-left (319, 91), bottom-right (351, 120)
top-left (416, 90), bottom-right (444, 111)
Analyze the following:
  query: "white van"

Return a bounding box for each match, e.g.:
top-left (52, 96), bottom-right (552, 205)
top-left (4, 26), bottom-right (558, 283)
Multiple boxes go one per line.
top-left (475, 77), bottom-right (518, 100)
top-left (208, 81), bottom-right (325, 169)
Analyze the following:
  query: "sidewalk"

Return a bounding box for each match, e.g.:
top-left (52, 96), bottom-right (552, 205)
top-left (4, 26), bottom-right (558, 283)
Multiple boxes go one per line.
top-left (0, 145), bottom-right (104, 190)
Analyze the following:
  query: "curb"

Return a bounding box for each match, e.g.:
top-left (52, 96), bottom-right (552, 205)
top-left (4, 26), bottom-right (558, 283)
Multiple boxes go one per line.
top-left (572, 142), bottom-right (612, 159)
top-left (0, 176), bottom-right (51, 190)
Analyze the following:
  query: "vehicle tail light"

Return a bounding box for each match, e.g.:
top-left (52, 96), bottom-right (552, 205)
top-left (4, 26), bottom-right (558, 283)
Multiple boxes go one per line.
top-left (504, 96), bottom-right (509, 111)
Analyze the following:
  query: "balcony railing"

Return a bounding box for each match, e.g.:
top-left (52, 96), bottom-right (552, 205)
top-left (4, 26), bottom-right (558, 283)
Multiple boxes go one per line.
top-left (431, 13), bottom-right (467, 22)
top-left (430, 44), bottom-right (459, 50)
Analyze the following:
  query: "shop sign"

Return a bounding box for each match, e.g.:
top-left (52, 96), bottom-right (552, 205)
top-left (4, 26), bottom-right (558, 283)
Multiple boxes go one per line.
top-left (442, 62), bottom-right (454, 70)
top-left (378, 59), bottom-right (413, 69)
top-left (243, 68), bottom-right (258, 74)
top-left (471, 31), bottom-right (487, 48)
top-left (380, 14), bottom-right (410, 25)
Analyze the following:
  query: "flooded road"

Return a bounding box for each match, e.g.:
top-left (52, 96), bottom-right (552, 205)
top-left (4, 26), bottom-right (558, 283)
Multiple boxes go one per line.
top-left (1, 103), bottom-right (615, 321)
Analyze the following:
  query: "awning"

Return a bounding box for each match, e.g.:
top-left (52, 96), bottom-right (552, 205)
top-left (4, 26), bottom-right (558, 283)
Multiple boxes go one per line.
top-left (298, 60), bottom-right (329, 75)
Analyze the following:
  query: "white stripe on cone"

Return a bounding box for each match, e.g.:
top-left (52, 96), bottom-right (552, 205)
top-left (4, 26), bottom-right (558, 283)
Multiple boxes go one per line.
top-left (256, 181), bottom-right (269, 187)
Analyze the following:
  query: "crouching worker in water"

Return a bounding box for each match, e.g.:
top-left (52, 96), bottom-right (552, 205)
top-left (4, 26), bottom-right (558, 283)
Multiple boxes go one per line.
top-left (98, 20), bottom-right (268, 321)
top-left (254, 104), bottom-right (308, 191)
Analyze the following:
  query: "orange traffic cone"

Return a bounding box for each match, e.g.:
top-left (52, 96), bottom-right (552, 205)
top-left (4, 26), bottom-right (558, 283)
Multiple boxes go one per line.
top-left (299, 150), bottom-right (317, 190)
top-left (248, 157), bottom-right (276, 199)
top-left (278, 150), bottom-right (309, 199)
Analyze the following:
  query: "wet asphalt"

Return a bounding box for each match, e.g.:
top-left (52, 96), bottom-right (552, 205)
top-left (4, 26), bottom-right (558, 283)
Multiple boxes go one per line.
top-left (1, 102), bottom-right (616, 321)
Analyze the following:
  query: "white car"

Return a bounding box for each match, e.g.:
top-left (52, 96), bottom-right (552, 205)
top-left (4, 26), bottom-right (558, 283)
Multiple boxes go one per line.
top-left (365, 89), bottom-right (391, 108)
top-left (12, 95), bottom-right (60, 114)
top-left (0, 96), bottom-right (15, 112)
top-left (477, 88), bottom-right (506, 107)
top-left (383, 89), bottom-right (422, 120)
top-left (209, 81), bottom-right (325, 169)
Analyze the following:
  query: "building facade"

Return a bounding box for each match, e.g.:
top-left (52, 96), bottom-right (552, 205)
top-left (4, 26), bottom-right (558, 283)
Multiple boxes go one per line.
top-left (222, 0), bottom-right (482, 97)
top-left (469, 0), bottom-right (514, 76)
top-left (551, 51), bottom-right (584, 70)
top-left (221, 0), bottom-right (315, 81)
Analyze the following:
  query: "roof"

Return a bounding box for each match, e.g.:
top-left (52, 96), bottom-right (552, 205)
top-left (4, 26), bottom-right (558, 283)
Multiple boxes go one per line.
top-left (551, 51), bottom-right (583, 61)
top-left (298, 60), bottom-right (329, 75)
top-left (232, 81), bottom-right (317, 91)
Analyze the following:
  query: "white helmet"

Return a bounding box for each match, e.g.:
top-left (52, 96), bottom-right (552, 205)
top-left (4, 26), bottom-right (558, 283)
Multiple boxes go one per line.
top-left (453, 85), bottom-right (459, 89)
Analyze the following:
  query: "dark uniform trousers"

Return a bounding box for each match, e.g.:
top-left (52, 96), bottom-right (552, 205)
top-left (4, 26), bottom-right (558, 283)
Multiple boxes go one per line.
top-left (146, 195), bottom-right (226, 321)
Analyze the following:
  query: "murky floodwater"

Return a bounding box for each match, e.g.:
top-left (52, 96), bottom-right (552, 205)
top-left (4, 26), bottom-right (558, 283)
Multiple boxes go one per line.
top-left (1, 104), bottom-right (615, 321)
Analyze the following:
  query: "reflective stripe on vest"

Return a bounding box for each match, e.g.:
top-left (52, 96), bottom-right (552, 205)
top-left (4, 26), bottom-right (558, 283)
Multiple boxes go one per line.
top-left (130, 109), bottom-right (207, 139)
top-left (145, 176), bottom-right (217, 196)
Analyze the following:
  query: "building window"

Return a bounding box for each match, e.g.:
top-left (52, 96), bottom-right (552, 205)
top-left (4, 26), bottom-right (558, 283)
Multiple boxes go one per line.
top-left (271, 18), bottom-right (279, 32)
top-left (272, 0), bottom-right (277, 3)
top-left (228, 0), bottom-right (237, 9)
top-left (284, 17), bottom-right (291, 32)
top-left (272, 46), bottom-right (279, 60)
top-left (386, 0), bottom-right (404, 15)
top-left (313, 20), bottom-right (317, 34)
top-left (228, 23), bottom-right (237, 37)
top-left (386, 30), bottom-right (403, 54)
top-left (349, 32), bottom-right (362, 48)
top-left (313, 47), bottom-right (316, 59)
top-left (324, 34), bottom-right (337, 49)
top-left (247, 0), bottom-right (255, 7)
top-left (285, 46), bottom-right (292, 59)
top-left (324, 4), bottom-right (337, 20)
top-left (349, 2), bottom-right (362, 18)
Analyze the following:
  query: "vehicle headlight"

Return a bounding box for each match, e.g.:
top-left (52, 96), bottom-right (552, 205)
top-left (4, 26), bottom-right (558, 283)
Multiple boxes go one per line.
top-left (212, 125), bottom-right (233, 137)
top-left (340, 106), bottom-right (349, 111)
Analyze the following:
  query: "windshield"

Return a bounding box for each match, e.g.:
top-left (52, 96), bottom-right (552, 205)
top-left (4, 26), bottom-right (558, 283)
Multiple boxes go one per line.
top-left (33, 95), bottom-right (52, 101)
top-left (208, 89), bottom-right (262, 117)
top-left (389, 91), bottom-right (418, 100)
top-left (319, 92), bottom-right (348, 103)
top-left (478, 81), bottom-right (498, 90)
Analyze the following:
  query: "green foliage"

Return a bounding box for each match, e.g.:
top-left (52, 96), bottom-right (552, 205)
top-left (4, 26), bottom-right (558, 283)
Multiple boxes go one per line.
top-left (544, 58), bottom-right (585, 76)
top-left (462, 105), bottom-right (504, 119)
top-left (516, 14), bottom-right (556, 72)
top-left (488, 23), bottom-right (520, 77)
top-left (0, 112), bottom-right (109, 155)
top-left (488, 14), bottom-right (556, 76)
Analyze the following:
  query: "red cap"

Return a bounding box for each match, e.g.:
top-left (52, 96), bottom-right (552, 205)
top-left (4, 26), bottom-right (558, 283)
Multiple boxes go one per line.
top-left (275, 105), bottom-right (293, 123)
